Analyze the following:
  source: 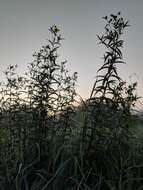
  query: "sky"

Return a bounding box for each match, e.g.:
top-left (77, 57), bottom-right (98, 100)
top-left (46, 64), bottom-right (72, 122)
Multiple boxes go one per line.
top-left (0, 0), bottom-right (143, 108)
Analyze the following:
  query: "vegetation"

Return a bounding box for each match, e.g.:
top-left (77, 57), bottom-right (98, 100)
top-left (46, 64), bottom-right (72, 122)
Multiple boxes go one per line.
top-left (0, 13), bottom-right (143, 189)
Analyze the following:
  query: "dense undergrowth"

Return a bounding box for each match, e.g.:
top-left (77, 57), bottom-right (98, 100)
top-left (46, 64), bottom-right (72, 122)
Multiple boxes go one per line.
top-left (0, 13), bottom-right (143, 190)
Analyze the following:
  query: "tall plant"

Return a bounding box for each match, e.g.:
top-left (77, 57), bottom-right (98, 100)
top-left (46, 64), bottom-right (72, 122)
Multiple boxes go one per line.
top-left (82, 13), bottom-right (138, 154)
top-left (90, 12), bottom-right (128, 98)
top-left (90, 12), bottom-right (138, 112)
top-left (27, 25), bottom-right (77, 155)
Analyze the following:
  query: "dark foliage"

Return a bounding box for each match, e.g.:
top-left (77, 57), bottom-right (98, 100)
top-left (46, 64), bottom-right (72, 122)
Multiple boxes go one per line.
top-left (0, 13), bottom-right (142, 190)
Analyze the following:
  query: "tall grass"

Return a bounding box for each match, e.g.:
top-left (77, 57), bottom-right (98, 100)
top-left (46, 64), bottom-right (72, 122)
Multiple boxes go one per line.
top-left (0, 13), bottom-right (143, 190)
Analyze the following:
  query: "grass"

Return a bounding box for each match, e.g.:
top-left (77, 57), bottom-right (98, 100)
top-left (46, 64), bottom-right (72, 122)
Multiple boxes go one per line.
top-left (0, 13), bottom-right (143, 189)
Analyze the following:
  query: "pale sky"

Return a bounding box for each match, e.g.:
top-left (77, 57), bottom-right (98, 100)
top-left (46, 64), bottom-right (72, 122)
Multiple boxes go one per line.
top-left (0, 0), bottom-right (143, 108)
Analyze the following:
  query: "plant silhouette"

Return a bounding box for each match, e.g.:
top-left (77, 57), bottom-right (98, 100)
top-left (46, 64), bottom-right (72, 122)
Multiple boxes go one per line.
top-left (0, 13), bottom-right (142, 190)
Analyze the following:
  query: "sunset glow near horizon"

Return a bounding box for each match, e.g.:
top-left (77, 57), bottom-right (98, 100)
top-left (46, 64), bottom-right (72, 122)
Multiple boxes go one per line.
top-left (0, 0), bottom-right (143, 109)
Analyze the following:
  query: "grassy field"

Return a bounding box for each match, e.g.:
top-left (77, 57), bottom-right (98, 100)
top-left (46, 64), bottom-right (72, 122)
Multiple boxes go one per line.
top-left (0, 13), bottom-right (143, 190)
